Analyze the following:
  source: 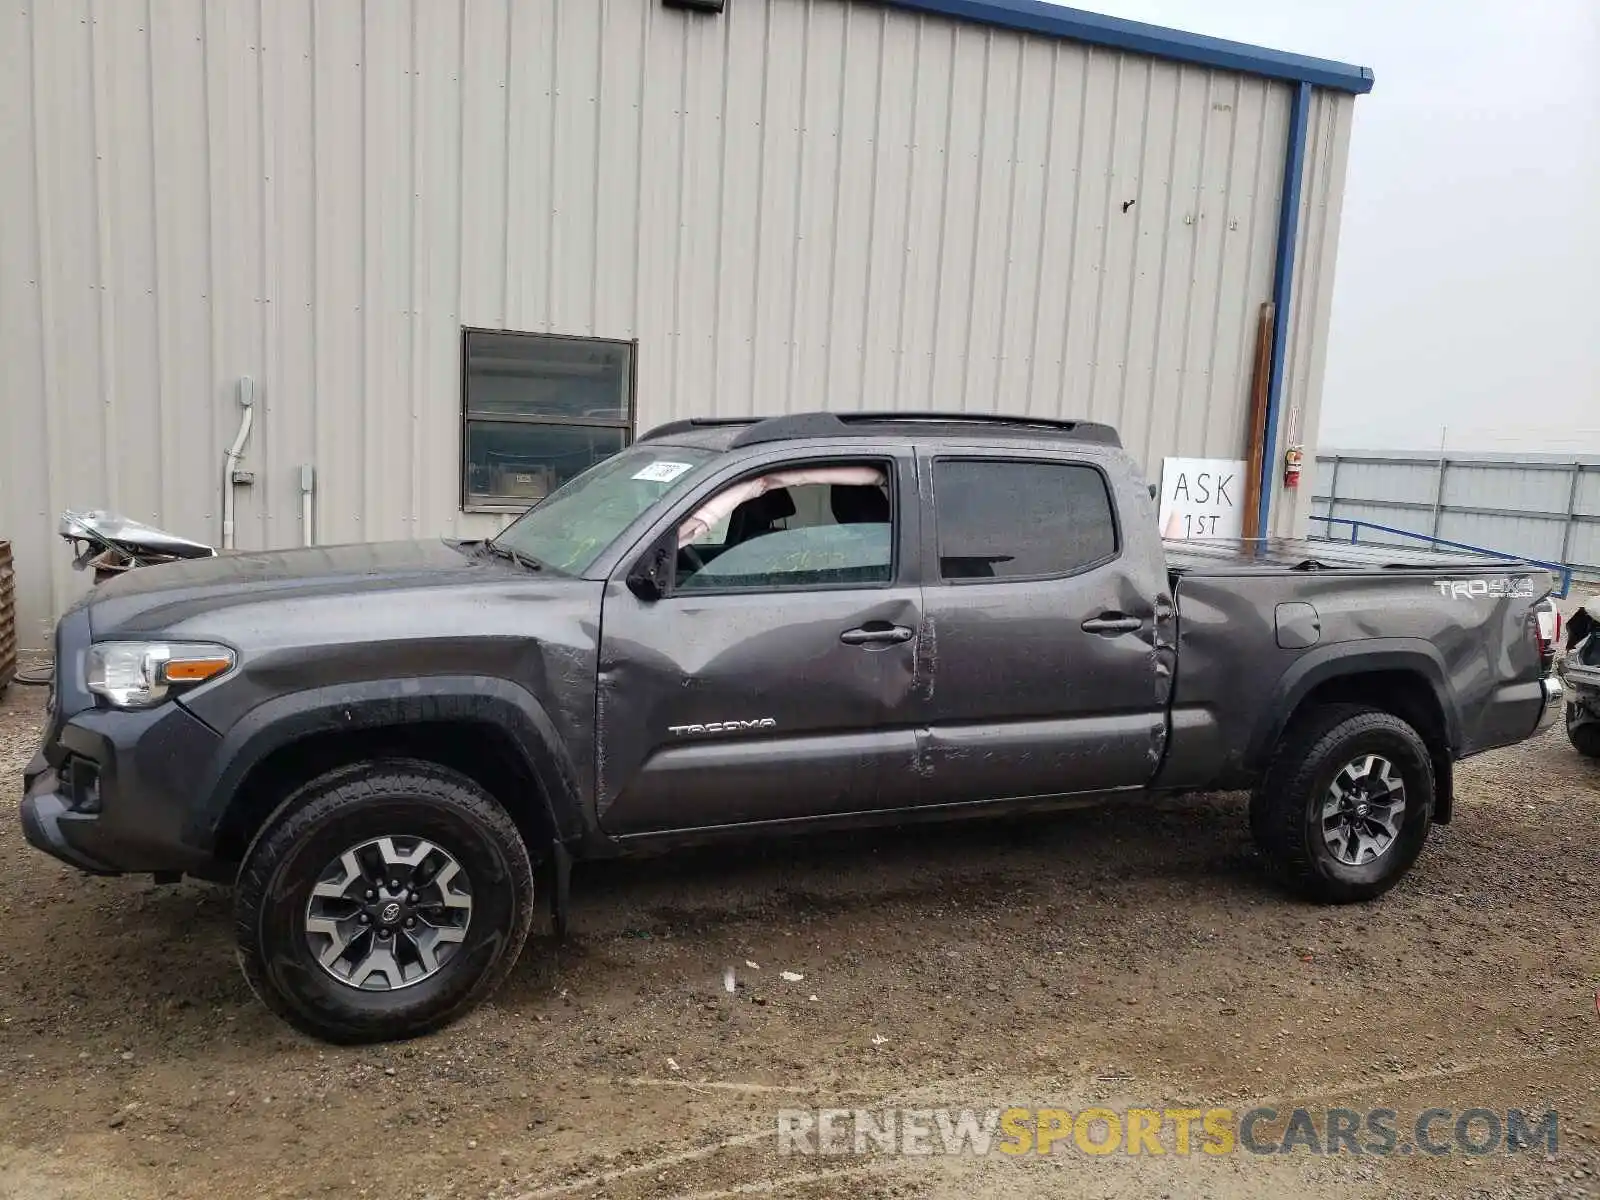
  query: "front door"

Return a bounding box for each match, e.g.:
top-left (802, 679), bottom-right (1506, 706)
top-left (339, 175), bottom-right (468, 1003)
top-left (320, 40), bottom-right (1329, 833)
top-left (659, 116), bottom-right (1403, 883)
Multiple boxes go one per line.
top-left (909, 452), bottom-right (1167, 805)
top-left (595, 449), bottom-right (927, 835)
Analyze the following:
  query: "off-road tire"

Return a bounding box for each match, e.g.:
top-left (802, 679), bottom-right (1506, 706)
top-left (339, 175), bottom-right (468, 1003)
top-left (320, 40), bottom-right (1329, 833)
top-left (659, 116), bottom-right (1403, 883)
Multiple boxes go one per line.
top-left (1250, 704), bottom-right (1435, 904)
top-left (1568, 702), bottom-right (1600, 759)
top-left (235, 760), bottom-right (535, 1044)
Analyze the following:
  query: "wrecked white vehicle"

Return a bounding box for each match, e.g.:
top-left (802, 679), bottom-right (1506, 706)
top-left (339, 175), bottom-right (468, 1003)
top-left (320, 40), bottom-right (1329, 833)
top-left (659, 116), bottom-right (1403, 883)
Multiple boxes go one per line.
top-left (1562, 598), bottom-right (1600, 758)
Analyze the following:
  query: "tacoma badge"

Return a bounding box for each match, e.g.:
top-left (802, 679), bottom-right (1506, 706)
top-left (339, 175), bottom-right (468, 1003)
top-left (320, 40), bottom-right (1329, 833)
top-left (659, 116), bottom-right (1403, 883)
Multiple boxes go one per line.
top-left (667, 718), bottom-right (778, 736)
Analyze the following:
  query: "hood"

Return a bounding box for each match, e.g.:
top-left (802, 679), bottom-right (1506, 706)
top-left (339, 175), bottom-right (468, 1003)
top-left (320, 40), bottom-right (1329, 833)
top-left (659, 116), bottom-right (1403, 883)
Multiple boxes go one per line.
top-left (86, 538), bottom-right (517, 638)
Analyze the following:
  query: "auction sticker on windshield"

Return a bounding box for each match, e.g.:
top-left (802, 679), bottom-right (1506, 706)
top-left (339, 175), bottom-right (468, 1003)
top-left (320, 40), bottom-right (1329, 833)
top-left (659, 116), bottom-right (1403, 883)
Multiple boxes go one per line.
top-left (632, 461), bottom-right (696, 483)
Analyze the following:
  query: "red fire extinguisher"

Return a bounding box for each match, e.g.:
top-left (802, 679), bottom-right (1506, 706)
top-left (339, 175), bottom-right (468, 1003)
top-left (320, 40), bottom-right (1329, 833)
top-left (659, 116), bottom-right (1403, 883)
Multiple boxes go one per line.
top-left (1283, 445), bottom-right (1304, 489)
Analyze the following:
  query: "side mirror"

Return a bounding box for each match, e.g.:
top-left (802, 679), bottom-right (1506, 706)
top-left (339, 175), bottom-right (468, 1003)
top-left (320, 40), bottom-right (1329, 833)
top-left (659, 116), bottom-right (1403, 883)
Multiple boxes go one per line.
top-left (625, 532), bottom-right (675, 602)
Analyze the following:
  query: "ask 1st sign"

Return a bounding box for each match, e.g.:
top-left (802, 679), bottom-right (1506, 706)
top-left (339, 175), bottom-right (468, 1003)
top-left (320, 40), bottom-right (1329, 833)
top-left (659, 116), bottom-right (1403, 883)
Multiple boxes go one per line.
top-left (1158, 458), bottom-right (1247, 540)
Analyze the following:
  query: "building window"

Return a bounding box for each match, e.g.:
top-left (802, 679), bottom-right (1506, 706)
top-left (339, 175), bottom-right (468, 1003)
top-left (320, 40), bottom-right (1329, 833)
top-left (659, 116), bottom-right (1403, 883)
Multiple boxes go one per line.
top-left (461, 329), bottom-right (635, 510)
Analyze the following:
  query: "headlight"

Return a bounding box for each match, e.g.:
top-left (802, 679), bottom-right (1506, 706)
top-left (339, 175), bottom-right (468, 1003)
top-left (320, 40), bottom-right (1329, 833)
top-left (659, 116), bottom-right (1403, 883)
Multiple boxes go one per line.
top-left (85, 642), bottom-right (236, 709)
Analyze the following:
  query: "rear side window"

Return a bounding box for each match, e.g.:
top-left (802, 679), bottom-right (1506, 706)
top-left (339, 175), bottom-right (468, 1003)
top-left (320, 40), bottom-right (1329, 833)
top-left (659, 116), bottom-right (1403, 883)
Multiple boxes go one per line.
top-left (933, 459), bottom-right (1117, 581)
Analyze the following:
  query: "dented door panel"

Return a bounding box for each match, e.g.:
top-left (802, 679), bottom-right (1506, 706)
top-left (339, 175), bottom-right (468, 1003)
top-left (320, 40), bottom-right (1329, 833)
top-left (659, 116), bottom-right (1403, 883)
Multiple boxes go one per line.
top-left (910, 566), bottom-right (1169, 802)
top-left (906, 446), bottom-right (1173, 804)
top-left (596, 584), bottom-right (924, 832)
top-left (595, 445), bottom-right (927, 835)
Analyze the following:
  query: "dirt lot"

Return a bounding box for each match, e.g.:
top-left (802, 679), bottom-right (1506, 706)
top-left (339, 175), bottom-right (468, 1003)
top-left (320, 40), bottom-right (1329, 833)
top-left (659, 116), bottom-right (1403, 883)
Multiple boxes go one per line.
top-left (2, 671), bottom-right (1598, 1200)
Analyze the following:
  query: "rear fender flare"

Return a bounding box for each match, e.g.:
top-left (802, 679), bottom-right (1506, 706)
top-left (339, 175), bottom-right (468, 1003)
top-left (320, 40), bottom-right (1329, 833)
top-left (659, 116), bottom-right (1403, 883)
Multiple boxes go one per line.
top-left (1248, 640), bottom-right (1464, 774)
top-left (186, 676), bottom-right (584, 850)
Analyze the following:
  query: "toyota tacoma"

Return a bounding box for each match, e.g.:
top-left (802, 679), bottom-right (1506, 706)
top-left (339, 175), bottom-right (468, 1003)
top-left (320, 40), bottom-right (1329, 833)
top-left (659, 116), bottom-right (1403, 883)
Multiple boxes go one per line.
top-left (21, 412), bottom-right (1565, 1042)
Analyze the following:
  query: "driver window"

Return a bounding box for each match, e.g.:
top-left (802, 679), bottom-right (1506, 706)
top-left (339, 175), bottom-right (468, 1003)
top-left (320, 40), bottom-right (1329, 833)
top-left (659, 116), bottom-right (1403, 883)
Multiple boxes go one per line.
top-left (675, 462), bottom-right (894, 592)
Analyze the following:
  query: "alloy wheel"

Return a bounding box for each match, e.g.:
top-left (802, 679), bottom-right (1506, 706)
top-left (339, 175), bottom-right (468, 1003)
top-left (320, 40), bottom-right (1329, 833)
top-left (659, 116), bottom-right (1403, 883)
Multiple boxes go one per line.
top-left (303, 836), bottom-right (473, 990)
top-left (1320, 754), bottom-right (1407, 866)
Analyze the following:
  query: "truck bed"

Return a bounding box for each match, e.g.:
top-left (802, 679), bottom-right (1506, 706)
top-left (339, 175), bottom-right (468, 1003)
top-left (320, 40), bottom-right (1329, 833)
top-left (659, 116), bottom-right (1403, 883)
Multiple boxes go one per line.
top-left (1164, 536), bottom-right (1532, 578)
top-left (1156, 536), bottom-right (1552, 795)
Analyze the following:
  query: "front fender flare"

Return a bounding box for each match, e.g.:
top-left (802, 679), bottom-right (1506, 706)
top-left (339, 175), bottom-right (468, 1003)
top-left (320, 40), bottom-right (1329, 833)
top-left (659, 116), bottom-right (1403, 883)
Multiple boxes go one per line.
top-left (185, 676), bottom-right (585, 850)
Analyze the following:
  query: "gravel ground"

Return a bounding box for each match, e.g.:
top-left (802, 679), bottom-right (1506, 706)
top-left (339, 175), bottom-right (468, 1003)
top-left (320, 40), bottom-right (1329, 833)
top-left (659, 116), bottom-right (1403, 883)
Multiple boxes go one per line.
top-left (1, 636), bottom-right (1598, 1200)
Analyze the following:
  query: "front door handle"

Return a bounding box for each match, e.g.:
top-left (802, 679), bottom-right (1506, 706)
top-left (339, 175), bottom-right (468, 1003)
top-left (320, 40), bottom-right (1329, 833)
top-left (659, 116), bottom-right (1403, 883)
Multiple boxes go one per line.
top-left (840, 624), bottom-right (915, 646)
top-left (1081, 613), bottom-right (1144, 635)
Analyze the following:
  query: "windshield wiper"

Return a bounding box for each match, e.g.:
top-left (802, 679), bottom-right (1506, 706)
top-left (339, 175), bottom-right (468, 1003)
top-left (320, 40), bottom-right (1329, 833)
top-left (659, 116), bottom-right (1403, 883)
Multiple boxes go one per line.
top-left (484, 540), bottom-right (543, 572)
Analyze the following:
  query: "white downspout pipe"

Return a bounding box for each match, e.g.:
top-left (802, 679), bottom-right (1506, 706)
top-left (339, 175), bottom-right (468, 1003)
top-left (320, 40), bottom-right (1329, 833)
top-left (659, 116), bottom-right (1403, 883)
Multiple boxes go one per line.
top-left (222, 377), bottom-right (255, 551)
top-left (299, 464), bottom-right (316, 547)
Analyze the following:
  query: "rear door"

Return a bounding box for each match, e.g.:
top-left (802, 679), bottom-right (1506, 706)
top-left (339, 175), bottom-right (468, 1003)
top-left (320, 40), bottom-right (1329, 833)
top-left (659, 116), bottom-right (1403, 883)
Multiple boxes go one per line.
top-left (595, 447), bottom-right (929, 834)
top-left (909, 451), bottom-right (1168, 805)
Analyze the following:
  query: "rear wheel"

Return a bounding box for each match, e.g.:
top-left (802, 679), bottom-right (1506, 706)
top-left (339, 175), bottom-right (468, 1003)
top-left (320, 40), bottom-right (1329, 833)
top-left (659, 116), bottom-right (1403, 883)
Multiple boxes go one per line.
top-left (1251, 704), bottom-right (1435, 903)
top-left (234, 760), bottom-right (535, 1043)
top-left (1568, 702), bottom-right (1600, 759)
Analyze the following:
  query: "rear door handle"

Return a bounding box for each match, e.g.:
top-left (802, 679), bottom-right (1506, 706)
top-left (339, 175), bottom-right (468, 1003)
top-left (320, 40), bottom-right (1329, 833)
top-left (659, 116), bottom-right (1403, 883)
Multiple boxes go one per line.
top-left (840, 624), bottom-right (915, 646)
top-left (1081, 614), bottom-right (1144, 635)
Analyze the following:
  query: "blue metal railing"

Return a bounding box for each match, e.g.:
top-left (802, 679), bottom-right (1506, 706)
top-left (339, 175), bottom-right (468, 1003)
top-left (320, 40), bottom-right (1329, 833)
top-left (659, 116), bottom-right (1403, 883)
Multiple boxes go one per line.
top-left (1307, 515), bottom-right (1574, 599)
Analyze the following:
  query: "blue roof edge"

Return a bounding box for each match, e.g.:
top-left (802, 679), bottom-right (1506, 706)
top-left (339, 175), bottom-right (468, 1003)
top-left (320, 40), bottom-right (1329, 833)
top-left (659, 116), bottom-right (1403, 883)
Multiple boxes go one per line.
top-left (878, 0), bottom-right (1375, 95)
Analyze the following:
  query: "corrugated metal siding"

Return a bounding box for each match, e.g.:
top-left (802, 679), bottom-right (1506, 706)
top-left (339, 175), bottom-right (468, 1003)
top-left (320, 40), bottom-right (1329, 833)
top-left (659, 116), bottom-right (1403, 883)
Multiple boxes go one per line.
top-left (1312, 452), bottom-right (1600, 580)
top-left (1, 0), bottom-right (1352, 642)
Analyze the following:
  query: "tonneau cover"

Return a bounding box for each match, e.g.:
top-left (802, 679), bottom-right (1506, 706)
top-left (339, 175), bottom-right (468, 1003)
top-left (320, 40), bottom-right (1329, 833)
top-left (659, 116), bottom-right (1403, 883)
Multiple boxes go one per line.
top-left (1164, 537), bottom-right (1532, 577)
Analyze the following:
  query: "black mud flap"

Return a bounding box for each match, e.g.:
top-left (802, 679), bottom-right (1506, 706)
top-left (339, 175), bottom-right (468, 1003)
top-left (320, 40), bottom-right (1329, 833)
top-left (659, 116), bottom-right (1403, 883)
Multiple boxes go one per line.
top-left (1432, 754), bottom-right (1454, 825)
top-left (548, 840), bottom-right (573, 939)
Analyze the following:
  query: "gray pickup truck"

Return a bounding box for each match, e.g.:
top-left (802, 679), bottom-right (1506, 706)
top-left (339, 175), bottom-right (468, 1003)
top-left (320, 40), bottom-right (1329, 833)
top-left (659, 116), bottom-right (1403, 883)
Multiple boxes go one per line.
top-left (22, 413), bottom-right (1564, 1043)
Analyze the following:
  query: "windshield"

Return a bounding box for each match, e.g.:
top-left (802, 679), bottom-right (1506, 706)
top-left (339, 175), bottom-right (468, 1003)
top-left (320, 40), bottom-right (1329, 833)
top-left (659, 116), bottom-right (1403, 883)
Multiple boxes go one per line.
top-left (490, 445), bottom-right (716, 574)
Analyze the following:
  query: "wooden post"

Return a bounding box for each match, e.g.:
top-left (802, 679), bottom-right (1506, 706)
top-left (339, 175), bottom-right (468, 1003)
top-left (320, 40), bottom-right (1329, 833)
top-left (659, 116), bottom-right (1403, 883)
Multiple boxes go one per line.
top-left (0, 540), bottom-right (15, 696)
top-left (1241, 301), bottom-right (1276, 540)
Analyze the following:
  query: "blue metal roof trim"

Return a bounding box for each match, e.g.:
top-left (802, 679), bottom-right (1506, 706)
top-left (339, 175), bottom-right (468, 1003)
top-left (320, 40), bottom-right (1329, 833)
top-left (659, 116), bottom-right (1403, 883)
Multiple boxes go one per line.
top-left (1257, 81), bottom-right (1314, 538)
top-left (879, 0), bottom-right (1375, 94)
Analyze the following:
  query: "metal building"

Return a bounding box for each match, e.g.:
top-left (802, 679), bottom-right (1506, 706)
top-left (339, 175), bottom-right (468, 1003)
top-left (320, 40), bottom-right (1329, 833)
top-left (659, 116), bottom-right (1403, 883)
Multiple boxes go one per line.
top-left (0, 0), bottom-right (1372, 644)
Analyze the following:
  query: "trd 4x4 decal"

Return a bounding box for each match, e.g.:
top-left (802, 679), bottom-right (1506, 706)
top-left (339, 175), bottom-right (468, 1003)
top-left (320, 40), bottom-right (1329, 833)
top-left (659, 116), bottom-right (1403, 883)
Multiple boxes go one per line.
top-left (1431, 577), bottom-right (1535, 600)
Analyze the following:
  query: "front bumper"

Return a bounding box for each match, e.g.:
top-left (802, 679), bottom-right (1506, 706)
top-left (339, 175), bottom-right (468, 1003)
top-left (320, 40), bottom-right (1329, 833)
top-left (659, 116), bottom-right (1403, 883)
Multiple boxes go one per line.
top-left (21, 762), bottom-right (120, 874)
top-left (20, 698), bottom-right (228, 878)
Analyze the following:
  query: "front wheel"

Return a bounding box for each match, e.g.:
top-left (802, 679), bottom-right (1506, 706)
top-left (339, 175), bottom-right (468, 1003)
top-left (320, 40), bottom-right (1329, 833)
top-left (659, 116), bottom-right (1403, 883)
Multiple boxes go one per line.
top-left (234, 761), bottom-right (535, 1043)
top-left (1250, 704), bottom-right (1435, 903)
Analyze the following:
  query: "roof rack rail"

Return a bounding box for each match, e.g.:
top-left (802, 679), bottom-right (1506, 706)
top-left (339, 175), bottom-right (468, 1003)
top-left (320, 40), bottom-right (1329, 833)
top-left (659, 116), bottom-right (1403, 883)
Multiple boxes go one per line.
top-left (635, 416), bottom-right (756, 442)
top-left (637, 411), bottom-right (1121, 448)
top-left (839, 412), bottom-right (1119, 445)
